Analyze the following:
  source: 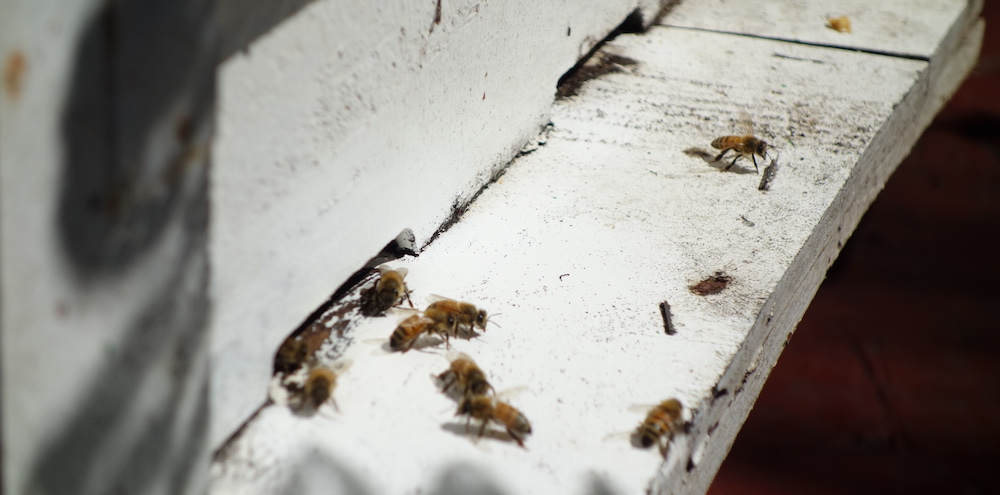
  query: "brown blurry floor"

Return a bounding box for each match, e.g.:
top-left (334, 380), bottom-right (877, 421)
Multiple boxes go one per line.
top-left (707, 5), bottom-right (1000, 495)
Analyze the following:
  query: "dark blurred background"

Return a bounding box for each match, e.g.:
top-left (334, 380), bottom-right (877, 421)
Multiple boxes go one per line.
top-left (708, 4), bottom-right (1000, 495)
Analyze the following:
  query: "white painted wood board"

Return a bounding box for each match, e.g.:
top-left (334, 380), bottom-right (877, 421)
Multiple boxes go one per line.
top-left (662, 0), bottom-right (978, 59)
top-left (209, 1), bottom-right (982, 494)
top-left (2, 1), bottom-right (213, 494)
top-left (209, 0), bottom-right (672, 448)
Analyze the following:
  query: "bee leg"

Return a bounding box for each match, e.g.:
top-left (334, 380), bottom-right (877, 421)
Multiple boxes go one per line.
top-left (403, 287), bottom-right (414, 308)
top-left (508, 430), bottom-right (525, 448)
top-left (658, 437), bottom-right (669, 458)
top-left (465, 416), bottom-right (471, 434)
top-left (478, 419), bottom-right (488, 439)
top-left (714, 149), bottom-right (729, 162)
top-left (440, 375), bottom-right (456, 392)
top-left (724, 155), bottom-right (739, 171)
top-left (752, 154), bottom-right (760, 174)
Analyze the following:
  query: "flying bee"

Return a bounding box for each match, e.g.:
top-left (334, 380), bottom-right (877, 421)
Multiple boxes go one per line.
top-left (360, 266), bottom-right (413, 316)
top-left (389, 311), bottom-right (457, 352)
top-left (636, 398), bottom-right (684, 457)
top-left (426, 295), bottom-right (492, 337)
top-left (711, 111), bottom-right (771, 173)
top-left (438, 351), bottom-right (495, 398)
top-left (456, 395), bottom-right (532, 447)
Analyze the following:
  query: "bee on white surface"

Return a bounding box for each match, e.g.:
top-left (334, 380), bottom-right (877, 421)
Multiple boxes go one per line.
top-left (303, 366), bottom-right (338, 411)
top-left (279, 360), bottom-right (352, 413)
top-left (635, 398), bottom-right (684, 457)
top-left (274, 334), bottom-right (309, 375)
top-left (438, 351), bottom-right (496, 398)
top-left (360, 266), bottom-right (413, 316)
top-left (456, 395), bottom-right (532, 448)
top-left (425, 295), bottom-right (493, 337)
top-left (389, 311), bottom-right (457, 352)
top-left (711, 111), bottom-right (772, 173)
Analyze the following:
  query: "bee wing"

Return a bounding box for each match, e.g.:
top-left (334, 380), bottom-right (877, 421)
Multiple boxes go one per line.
top-left (426, 293), bottom-right (457, 304)
top-left (390, 309), bottom-right (423, 322)
top-left (602, 430), bottom-right (634, 442)
top-left (387, 306), bottom-right (421, 317)
top-left (328, 359), bottom-right (353, 374)
top-left (627, 403), bottom-right (658, 414)
top-left (445, 350), bottom-right (474, 363)
top-left (495, 385), bottom-right (529, 401)
top-left (413, 314), bottom-right (438, 326)
top-left (363, 339), bottom-right (392, 356)
top-left (376, 265), bottom-right (407, 278)
top-left (737, 110), bottom-right (754, 136)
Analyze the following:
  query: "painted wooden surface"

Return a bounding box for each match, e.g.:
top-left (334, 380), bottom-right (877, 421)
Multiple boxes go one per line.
top-left (1, 1), bottom-right (215, 494)
top-left (663, 0), bottom-right (977, 58)
top-left (210, 1), bottom-right (982, 494)
top-left (209, 0), bottom-right (672, 448)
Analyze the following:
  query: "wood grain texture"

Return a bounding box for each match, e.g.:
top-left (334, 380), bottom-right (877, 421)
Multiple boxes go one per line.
top-left (662, 0), bottom-right (978, 59)
top-left (209, 0), bottom-right (670, 448)
top-left (210, 2), bottom-right (982, 494)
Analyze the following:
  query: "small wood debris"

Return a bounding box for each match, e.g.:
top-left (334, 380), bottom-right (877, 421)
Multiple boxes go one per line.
top-left (826, 16), bottom-right (852, 33)
top-left (689, 272), bottom-right (732, 296)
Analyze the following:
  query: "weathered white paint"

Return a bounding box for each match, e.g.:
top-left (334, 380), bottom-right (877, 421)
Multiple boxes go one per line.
top-left (663, 0), bottom-right (976, 59)
top-left (1, 1), bottom-right (213, 494)
top-left (209, 1), bottom-right (982, 494)
top-left (0, 0), bottom-right (979, 492)
top-left (1, 7), bottom-right (102, 492)
top-left (210, 0), bottom-right (673, 448)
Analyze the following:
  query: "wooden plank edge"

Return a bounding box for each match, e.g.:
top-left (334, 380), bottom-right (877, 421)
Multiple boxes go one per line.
top-left (651, 15), bottom-right (985, 495)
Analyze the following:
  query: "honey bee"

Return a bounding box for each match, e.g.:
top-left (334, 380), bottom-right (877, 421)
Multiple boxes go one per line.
top-left (456, 395), bottom-right (532, 447)
top-left (426, 296), bottom-right (490, 337)
top-left (636, 398), bottom-right (683, 457)
top-left (711, 111), bottom-right (771, 173)
top-left (438, 351), bottom-right (495, 398)
top-left (303, 365), bottom-right (339, 411)
top-left (274, 335), bottom-right (309, 375)
top-left (389, 311), bottom-right (457, 352)
top-left (360, 266), bottom-right (414, 316)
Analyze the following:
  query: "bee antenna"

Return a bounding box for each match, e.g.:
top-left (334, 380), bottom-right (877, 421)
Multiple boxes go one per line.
top-left (486, 313), bottom-right (502, 328)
